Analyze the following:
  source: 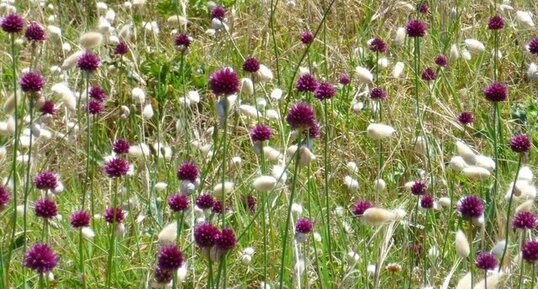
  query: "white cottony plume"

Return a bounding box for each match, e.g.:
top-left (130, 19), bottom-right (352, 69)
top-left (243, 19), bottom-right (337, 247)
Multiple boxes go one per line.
top-left (79, 32), bottom-right (103, 49)
top-left (266, 109), bottom-right (279, 121)
top-left (62, 50), bottom-right (85, 70)
top-left (518, 166), bottom-right (534, 182)
top-left (455, 140), bottom-right (476, 165)
top-left (455, 230), bottom-right (470, 258)
top-left (154, 182), bottom-right (167, 192)
top-left (262, 146), bottom-right (281, 162)
top-left (272, 164), bottom-right (287, 184)
top-left (455, 272), bottom-right (472, 289)
top-left (515, 200), bottom-right (534, 213)
top-left (449, 44), bottom-right (460, 60)
top-left (291, 203), bottom-right (303, 214)
top-left (464, 39), bottom-right (485, 54)
top-left (462, 166), bottom-right (491, 180)
top-left (270, 88), bottom-right (283, 100)
top-left (504, 180), bottom-right (536, 200)
top-left (394, 27), bottom-right (406, 46)
top-left (438, 197), bottom-right (451, 208)
top-left (167, 15), bottom-right (188, 26)
top-left (240, 78), bottom-right (254, 96)
top-left (81, 227), bottom-right (95, 239)
top-left (131, 87), bottom-right (146, 104)
top-left (355, 66), bottom-right (373, 83)
top-left (462, 49), bottom-right (472, 60)
top-left (158, 223), bottom-right (177, 243)
top-left (213, 182), bottom-right (235, 194)
top-left (128, 143), bottom-right (151, 159)
top-left (142, 104), bottom-right (153, 119)
top-left (239, 104), bottom-right (259, 118)
top-left (392, 62), bottom-right (405, 78)
top-left (491, 240), bottom-right (506, 259)
top-left (475, 155), bottom-right (495, 172)
top-left (361, 207), bottom-right (396, 225)
top-left (96, 1), bottom-right (108, 10)
top-left (527, 63), bottom-right (538, 80)
top-left (51, 82), bottom-right (76, 111)
top-left (47, 25), bottom-right (62, 37)
top-left (346, 161), bottom-right (358, 174)
top-left (374, 179), bottom-right (386, 192)
top-left (367, 123), bottom-right (396, 140)
top-left (516, 11), bottom-right (535, 27)
top-left (378, 57), bottom-right (389, 69)
top-left (252, 175), bottom-right (277, 192)
top-left (473, 272), bottom-right (505, 289)
top-left (98, 17), bottom-right (112, 34)
top-left (187, 91), bottom-right (200, 103)
top-left (449, 156), bottom-right (468, 171)
top-left (343, 175), bottom-right (359, 191)
top-left (255, 64), bottom-right (273, 82)
top-left (298, 146), bottom-right (316, 166)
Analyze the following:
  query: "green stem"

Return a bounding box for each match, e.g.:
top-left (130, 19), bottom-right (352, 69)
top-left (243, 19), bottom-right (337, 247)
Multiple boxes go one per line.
top-left (78, 228), bottom-right (86, 289)
top-left (499, 156), bottom-right (522, 270)
top-left (83, 73), bottom-right (91, 208)
top-left (323, 101), bottom-right (333, 268)
top-left (269, 0), bottom-right (281, 86)
top-left (22, 97), bottom-right (35, 286)
top-left (105, 180), bottom-right (119, 289)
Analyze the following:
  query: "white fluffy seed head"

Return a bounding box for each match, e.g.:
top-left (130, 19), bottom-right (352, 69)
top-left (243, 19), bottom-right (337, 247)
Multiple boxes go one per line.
top-left (270, 88), bottom-right (283, 100)
top-left (367, 123), bottom-right (396, 140)
top-left (252, 175), bottom-right (277, 192)
top-left (464, 39), bottom-right (485, 54)
top-left (449, 44), bottom-right (460, 60)
top-left (346, 161), bottom-right (358, 174)
top-left (255, 64), bottom-right (273, 82)
top-left (374, 179), bottom-right (386, 192)
top-left (344, 176), bottom-right (359, 191)
top-left (455, 230), bottom-right (470, 258)
top-left (361, 207), bottom-right (396, 225)
top-left (51, 82), bottom-right (76, 111)
top-left (394, 27), bottom-right (406, 46)
top-left (456, 140), bottom-right (476, 165)
top-left (462, 166), bottom-right (491, 180)
top-left (240, 78), bottom-right (254, 96)
top-left (475, 155), bottom-right (495, 172)
top-left (62, 50), bottom-right (85, 70)
top-left (392, 62), bottom-right (405, 78)
top-left (81, 227), bottom-right (95, 239)
top-left (438, 197), bottom-right (451, 208)
top-left (355, 66), bottom-right (373, 83)
top-left (298, 146), bottom-right (316, 166)
top-left (449, 156), bottom-right (468, 171)
top-left (158, 222), bottom-right (177, 244)
top-left (79, 32), bottom-right (103, 49)
top-left (142, 104), bottom-right (154, 119)
top-left (131, 87), bottom-right (146, 104)
top-left (518, 166), bottom-right (534, 182)
top-left (213, 182), bottom-right (235, 194)
top-left (516, 11), bottom-right (535, 27)
top-left (515, 200), bottom-right (534, 214)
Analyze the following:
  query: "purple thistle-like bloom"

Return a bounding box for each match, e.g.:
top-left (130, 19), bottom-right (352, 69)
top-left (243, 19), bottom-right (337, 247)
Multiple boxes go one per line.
top-left (510, 133), bottom-right (531, 153)
top-left (177, 162), bottom-right (199, 182)
top-left (406, 19), bottom-right (427, 37)
top-left (114, 42), bottom-right (129, 55)
top-left (411, 180), bottom-right (427, 196)
top-left (113, 139), bottom-right (130, 154)
top-left (475, 252), bottom-right (497, 270)
top-left (168, 194), bottom-right (189, 212)
top-left (88, 99), bottom-right (104, 115)
top-left (419, 2), bottom-right (428, 14)
top-left (34, 170), bottom-right (59, 191)
top-left (339, 73), bottom-right (350, 85)
top-left (352, 200), bottom-right (372, 216)
top-left (435, 54), bottom-right (448, 67)
top-left (242, 195), bottom-right (256, 213)
top-left (295, 218), bottom-right (313, 234)
top-left (212, 200), bottom-right (224, 214)
top-left (513, 211), bottom-right (537, 230)
top-left (529, 38), bottom-right (538, 55)
top-left (211, 6), bottom-right (226, 20)
top-left (457, 111), bottom-right (474, 125)
top-left (0, 186), bottom-right (10, 210)
top-left (369, 87), bottom-right (387, 100)
top-left (296, 74), bottom-right (318, 92)
top-left (195, 193), bottom-right (214, 210)
top-left (40, 100), bottom-right (56, 115)
top-left (488, 15), bottom-right (505, 30)
top-left (250, 124), bottom-right (272, 142)
top-left (23, 243), bottom-right (59, 273)
top-left (103, 157), bottom-right (130, 178)
top-left (300, 31), bottom-right (314, 44)
top-left (369, 37), bottom-right (387, 53)
top-left (154, 266), bottom-right (173, 284)
top-left (209, 67), bottom-right (240, 96)
top-left (25, 22), bottom-right (46, 41)
top-left (77, 52), bottom-right (100, 72)
top-left (89, 86), bottom-right (107, 101)
top-left (522, 241), bottom-right (538, 263)
top-left (457, 195), bottom-right (484, 219)
top-left (158, 245), bottom-right (184, 270)
top-left (314, 82), bottom-right (336, 100)
top-left (70, 210), bottom-right (91, 228)
top-left (215, 228), bottom-right (236, 251)
top-left (104, 207), bottom-right (125, 223)
top-left (19, 71), bottom-right (45, 93)
top-left (35, 198), bottom-right (58, 219)
top-left (286, 102), bottom-right (316, 130)
top-left (420, 194), bottom-right (434, 209)
top-left (1, 14), bottom-right (24, 33)
top-left (421, 67), bottom-right (437, 81)
top-left (243, 57), bottom-right (260, 73)
top-left (194, 223), bottom-right (220, 247)
top-left (309, 121), bottom-right (320, 139)
top-left (483, 82), bottom-right (507, 102)
top-left (175, 33), bottom-right (191, 49)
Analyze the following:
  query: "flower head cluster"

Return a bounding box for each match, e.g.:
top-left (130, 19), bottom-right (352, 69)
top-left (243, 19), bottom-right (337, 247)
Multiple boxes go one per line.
top-left (435, 54), bottom-right (448, 67)
top-left (406, 19), bottom-right (427, 37)
top-left (410, 180), bottom-right (427, 196)
top-left (114, 42), bottom-right (129, 55)
top-left (175, 33), bottom-right (191, 51)
top-left (168, 194), bottom-right (189, 212)
top-left (0, 186), bottom-right (10, 210)
top-left (209, 68), bottom-right (239, 96)
top-left (88, 99), bottom-right (104, 115)
top-left (243, 57), bottom-right (260, 73)
top-left (369, 87), bottom-right (387, 100)
top-left (286, 102), bottom-right (316, 131)
top-left (475, 252), bottom-right (497, 270)
top-left (352, 200), bottom-right (372, 216)
top-left (23, 243), bottom-right (59, 273)
top-left (369, 37), bottom-right (387, 53)
top-left (421, 68), bottom-right (437, 81)
top-left (157, 245), bottom-right (184, 270)
top-left (296, 74), bottom-right (318, 92)
top-left (314, 82), bottom-right (336, 100)
top-left (529, 38), bottom-right (538, 55)
top-left (1, 14), bottom-right (24, 33)
top-left (19, 71), bottom-right (45, 93)
top-left (215, 228), bottom-right (237, 252)
top-left (34, 170), bottom-right (59, 191)
top-left (77, 52), bottom-right (101, 72)
top-left (195, 193), bottom-right (215, 210)
top-left (89, 86), bottom-right (107, 101)
top-left (457, 195), bottom-right (484, 219)
top-left (35, 198), bottom-right (58, 219)
top-left (177, 162), bottom-right (199, 182)
top-left (295, 218), bottom-right (313, 234)
top-left (300, 31), bottom-right (314, 44)
top-left (510, 133), bottom-right (531, 153)
top-left (113, 139), bottom-right (130, 154)
top-left (25, 22), bottom-right (46, 41)
top-left (40, 100), bottom-right (56, 115)
top-left (211, 6), bottom-right (226, 20)
top-left (488, 15), bottom-right (505, 30)
top-left (70, 210), bottom-right (91, 228)
top-left (483, 82), bottom-right (507, 102)
top-left (513, 211), bottom-right (537, 230)
top-left (194, 223), bottom-right (220, 248)
top-left (420, 194), bottom-right (434, 209)
top-left (457, 112), bottom-right (474, 125)
top-left (104, 207), bottom-right (125, 224)
top-left (522, 241), bottom-right (538, 263)
top-left (250, 124), bottom-right (273, 142)
top-left (103, 157), bottom-right (130, 178)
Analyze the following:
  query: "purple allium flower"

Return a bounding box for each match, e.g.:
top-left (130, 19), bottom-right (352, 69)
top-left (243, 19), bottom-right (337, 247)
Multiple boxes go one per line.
top-left (488, 15), bottom-right (505, 30)
top-left (352, 200), bottom-right (372, 216)
top-left (529, 38), bottom-right (538, 55)
top-left (286, 102), bottom-right (316, 130)
top-left (195, 193), bottom-right (214, 210)
top-left (296, 74), bottom-right (318, 92)
top-left (77, 52), bottom-right (100, 72)
top-left (215, 228), bottom-right (236, 251)
top-left (457, 111), bottom-right (474, 125)
top-left (194, 223), bottom-right (220, 247)
top-left (369, 87), bottom-right (387, 100)
top-left (339, 73), bottom-right (350, 85)
top-left (114, 41), bottom-right (129, 55)
top-left (510, 133), bottom-right (531, 153)
top-left (513, 211), bottom-right (537, 230)
top-left (104, 207), bottom-right (125, 224)
top-left (406, 19), bottom-right (427, 37)
top-left (211, 6), bottom-right (226, 20)
top-left (243, 57), bottom-right (260, 73)
top-left (250, 124), bottom-right (273, 142)
top-left (25, 22), bottom-right (46, 41)
top-left (209, 67), bottom-right (240, 96)
top-left (34, 170), bottom-right (59, 191)
top-left (103, 157), bottom-right (130, 178)
top-left (300, 31), bottom-right (314, 44)
top-left (212, 200), bottom-right (224, 214)
top-left (0, 186), bottom-right (10, 210)
top-left (242, 195), bottom-right (256, 213)
top-left (421, 67), bottom-right (437, 81)
top-left (419, 2), bottom-right (429, 14)
top-left (411, 180), bottom-right (427, 196)
top-left (89, 86), bottom-right (107, 101)
top-left (40, 100), bottom-right (56, 115)
top-left (369, 37), bottom-right (388, 53)
top-left (1, 14), bottom-right (24, 33)
top-left (175, 33), bottom-right (191, 49)
top-left (70, 210), bottom-right (91, 228)
top-left (177, 162), bottom-right (199, 182)
top-left (420, 194), bottom-right (434, 209)
top-left (153, 266), bottom-right (173, 284)
top-left (483, 82), bottom-right (507, 102)
top-left (308, 121), bottom-right (320, 139)
top-left (475, 252), bottom-right (497, 270)
top-left (522, 241), bottom-right (538, 263)
top-left (23, 243), bottom-right (59, 273)
top-left (435, 54), bottom-right (448, 67)
top-left (88, 99), bottom-right (104, 115)
top-left (314, 82), bottom-right (336, 100)
top-left (168, 194), bottom-right (189, 212)
top-left (295, 218), bottom-right (313, 234)
top-left (457, 195), bottom-right (484, 219)
top-left (158, 245), bottom-right (184, 270)
top-left (19, 71), bottom-right (45, 93)
top-left (113, 139), bottom-right (130, 154)
top-left (35, 198), bottom-right (58, 219)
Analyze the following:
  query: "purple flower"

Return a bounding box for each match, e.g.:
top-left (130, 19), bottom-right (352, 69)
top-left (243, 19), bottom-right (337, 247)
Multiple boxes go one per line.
top-left (483, 82), bottom-right (507, 102)
top-left (88, 99), bottom-right (104, 115)
top-left (194, 223), bottom-right (220, 247)
top-left (158, 245), bottom-right (184, 270)
top-left (89, 86), bottom-right (107, 101)
top-left (242, 195), bottom-right (256, 213)
top-left (296, 74), bottom-right (318, 92)
top-left (25, 22), bottom-right (46, 41)
top-left (34, 170), bottom-right (59, 191)
top-left (35, 198), bottom-right (57, 219)
top-left (211, 6), bottom-right (226, 20)
top-left (0, 186), bottom-right (10, 210)
top-left (70, 210), bottom-right (91, 228)
top-left (104, 207), bottom-right (125, 224)
top-left (488, 15), bottom-right (505, 30)
top-left (103, 158), bottom-right (130, 178)
top-left (510, 133), bottom-right (531, 153)
top-left (195, 193), bottom-right (214, 210)
top-left (420, 194), bottom-right (434, 209)
top-left (1, 14), bottom-right (24, 33)
top-left (522, 241), bottom-right (538, 263)
top-left (369, 87), bottom-right (387, 100)
top-left (421, 67), bottom-right (437, 81)
top-left (209, 67), bottom-right (240, 96)
top-left (435, 54), bottom-right (448, 67)
top-left (286, 102), bottom-right (316, 130)
top-left (406, 19), bottom-right (427, 37)
top-left (19, 71), bottom-right (45, 93)
top-left (411, 180), bottom-right (427, 196)
top-left (23, 243), bottom-right (59, 273)
top-left (113, 139), bottom-right (130, 154)
top-left (314, 82), bottom-right (336, 100)
top-left (175, 33), bottom-right (191, 50)
top-left (457, 111), bottom-right (474, 125)
top-left (475, 252), bottom-right (497, 270)
top-left (295, 218), bottom-right (313, 234)
top-left (40, 100), bottom-right (56, 115)
top-left (419, 2), bottom-right (428, 14)
top-left (215, 228), bottom-right (236, 251)
top-left (300, 31), bottom-right (314, 44)
top-left (339, 74), bottom-right (350, 85)
top-left (177, 162), bottom-right (199, 182)
top-left (369, 37), bottom-right (387, 53)
top-left (529, 38), bottom-right (538, 55)
top-left (513, 211), bottom-right (537, 230)
top-left (153, 266), bottom-right (173, 284)
top-left (114, 42), bottom-right (129, 55)
top-left (250, 124), bottom-right (273, 142)
top-left (212, 200), bottom-right (224, 214)
top-left (168, 194), bottom-right (189, 212)
top-left (309, 121), bottom-right (320, 138)
top-left (457, 195), bottom-right (484, 219)
top-left (243, 57), bottom-right (260, 73)
top-left (77, 52), bottom-right (100, 72)
top-left (352, 200), bottom-right (372, 216)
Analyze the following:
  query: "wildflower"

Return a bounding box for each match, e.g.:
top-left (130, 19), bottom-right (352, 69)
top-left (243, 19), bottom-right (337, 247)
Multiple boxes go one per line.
top-left (250, 124), bottom-right (272, 142)
top-left (366, 123), bottom-right (396, 139)
top-left (510, 133), bottom-right (531, 153)
top-left (88, 99), bottom-right (104, 115)
top-left (368, 37), bottom-right (387, 53)
top-left (209, 68), bottom-right (239, 96)
top-left (457, 112), bottom-right (474, 125)
top-left (79, 32), bottom-right (103, 49)
top-left (211, 6), bottom-right (226, 20)
top-left (194, 223), bottom-right (220, 247)
top-left (89, 86), bottom-right (107, 101)
top-left (405, 19), bottom-right (427, 37)
top-left (19, 72), bottom-right (45, 93)
top-left (177, 162), bottom-right (199, 182)
top-left (475, 252), bottom-right (497, 270)
top-left (35, 198), bottom-right (58, 219)
top-left (528, 38), bottom-right (538, 54)
top-left (242, 195), bottom-right (256, 212)
top-left (455, 230), bottom-right (470, 258)
top-left (411, 180), bottom-right (427, 196)
top-left (40, 100), bottom-right (56, 115)
top-left (457, 195), bottom-right (484, 219)
top-left (483, 82), bottom-right (507, 102)
top-left (25, 22), bottom-right (46, 41)
top-left (158, 245), bottom-right (184, 270)
top-left (361, 207), bottom-right (396, 225)
top-left (23, 243), bottom-right (59, 273)
top-left (421, 67), bottom-right (436, 81)
top-left (464, 39), bottom-right (486, 54)
top-left (369, 87), bottom-right (387, 100)
top-left (212, 200), bottom-right (224, 214)
top-left (418, 2), bottom-right (428, 14)
top-left (286, 102), bottom-right (316, 130)
top-left (215, 228), bottom-right (237, 251)
top-left (513, 211), bottom-right (537, 230)
top-left (1, 14), bottom-right (24, 33)
top-left (339, 74), bottom-right (350, 85)
top-left (522, 241), bottom-right (538, 263)
top-left (355, 66), bottom-right (373, 83)
top-left (300, 31), bottom-right (314, 44)
top-left (420, 194), bottom-right (434, 209)
top-left (295, 218), bottom-right (313, 242)
top-left (516, 11), bottom-right (535, 28)
top-left (103, 157), bottom-right (130, 177)
top-left (175, 33), bottom-right (191, 52)
top-left (70, 210), bottom-right (91, 228)
top-left (0, 186), bottom-right (10, 211)
top-left (168, 194), bottom-right (189, 212)
top-left (243, 57), bottom-right (260, 73)
top-left (296, 74), bottom-right (318, 92)
top-left (195, 194), bottom-right (214, 210)
top-left (488, 15), bottom-right (505, 30)
top-left (114, 41), bottom-right (129, 55)
top-left (153, 266), bottom-right (173, 284)
top-left (34, 171), bottom-right (59, 191)
top-left (352, 200), bottom-right (372, 216)
top-left (104, 207), bottom-right (125, 223)
top-left (113, 139), bottom-right (130, 154)
top-left (77, 52), bottom-right (100, 72)
top-left (313, 82), bottom-right (336, 100)
top-left (252, 175), bottom-right (277, 192)
top-left (435, 54), bottom-right (448, 67)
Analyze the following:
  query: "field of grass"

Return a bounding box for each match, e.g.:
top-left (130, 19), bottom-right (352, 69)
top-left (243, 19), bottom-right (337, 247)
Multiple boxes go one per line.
top-left (0, 0), bottom-right (538, 288)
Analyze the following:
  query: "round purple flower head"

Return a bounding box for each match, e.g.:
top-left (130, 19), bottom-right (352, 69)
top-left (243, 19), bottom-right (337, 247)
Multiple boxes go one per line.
top-left (457, 195), bottom-right (484, 219)
top-left (19, 71), bottom-right (45, 93)
top-left (419, 2), bottom-right (428, 14)
top-left (475, 252), bottom-right (497, 270)
top-left (0, 186), bottom-right (10, 210)
top-left (104, 207), bottom-right (125, 223)
top-left (114, 42), bottom-right (129, 55)
top-left (209, 67), bottom-right (240, 96)
top-left (286, 102), bottom-right (316, 130)
top-left (212, 200), bottom-right (224, 214)
top-left (194, 223), bottom-right (220, 247)
top-left (352, 200), bottom-right (372, 216)
top-left (242, 195), bottom-right (256, 213)
top-left (77, 52), bottom-right (100, 72)
top-left (528, 38), bottom-right (538, 55)
top-left (154, 266), bottom-right (173, 284)
top-left (339, 73), bottom-right (350, 85)
top-left (296, 74), bottom-right (318, 92)
top-left (295, 218), bottom-right (313, 234)
top-left (488, 15), bottom-right (505, 30)
top-left (369, 37), bottom-right (387, 53)
top-left (513, 211), bottom-right (537, 230)
top-left (158, 245), bottom-right (184, 270)
top-left (483, 82), bottom-right (507, 102)
top-left (195, 193), bottom-right (214, 210)
top-left (421, 67), bottom-right (437, 81)
top-left (215, 228), bottom-right (236, 251)
top-left (309, 121), bottom-right (320, 139)
top-left (420, 194), bottom-right (434, 209)
top-left (435, 54), bottom-right (448, 67)
top-left (300, 31), bottom-right (314, 44)
top-left (250, 123), bottom-right (272, 142)
top-left (457, 111), bottom-right (474, 125)
top-left (113, 138), bottom-right (130, 154)
top-left (369, 87), bottom-right (387, 100)
top-left (168, 193), bottom-right (189, 212)
top-left (243, 57), bottom-right (260, 73)
top-left (88, 99), bottom-right (104, 115)
top-left (25, 22), bottom-right (46, 41)
top-left (175, 33), bottom-right (191, 50)
top-left (1, 14), bottom-right (24, 33)
top-left (70, 210), bottom-right (91, 228)
top-left (522, 241), bottom-right (538, 263)
top-left (411, 180), bottom-right (427, 196)
top-left (406, 19), bottom-right (427, 37)
top-left (89, 86), bottom-right (107, 101)
top-left (23, 243), bottom-right (59, 273)
top-left (34, 170), bottom-right (58, 191)
top-left (510, 133), bottom-right (531, 153)
top-left (177, 162), bottom-right (199, 182)
top-left (103, 157), bottom-right (130, 178)
top-left (40, 100), bottom-right (56, 115)
top-left (35, 198), bottom-right (57, 219)
top-left (314, 82), bottom-right (336, 100)
top-left (211, 6), bottom-right (226, 20)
